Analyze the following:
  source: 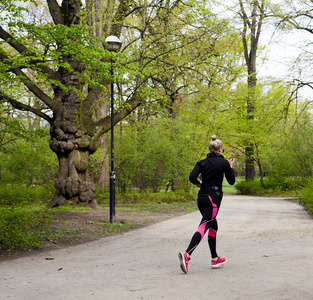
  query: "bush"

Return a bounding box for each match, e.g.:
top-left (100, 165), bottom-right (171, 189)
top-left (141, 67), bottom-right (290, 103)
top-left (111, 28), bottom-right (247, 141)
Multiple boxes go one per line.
top-left (0, 136), bottom-right (58, 187)
top-left (96, 189), bottom-right (194, 206)
top-left (0, 207), bottom-right (53, 249)
top-left (0, 184), bottom-right (54, 206)
top-left (235, 177), bottom-right (304, 196)
top-left (300, 180), bottom-right (313, 214)
top-left (267, 175), bottom-right (306, 192)
top-left (234, 179), bottom-right (264, 195)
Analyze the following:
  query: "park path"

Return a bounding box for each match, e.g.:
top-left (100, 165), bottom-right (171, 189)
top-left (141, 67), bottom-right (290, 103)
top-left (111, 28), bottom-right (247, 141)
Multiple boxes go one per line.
top-left (1, 195), bottom-right (313, 300)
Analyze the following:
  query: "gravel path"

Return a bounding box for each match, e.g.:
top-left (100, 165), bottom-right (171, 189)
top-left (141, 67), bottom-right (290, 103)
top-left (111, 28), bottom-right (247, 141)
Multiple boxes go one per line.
top-left (1, 195), bottom-right (313, 300)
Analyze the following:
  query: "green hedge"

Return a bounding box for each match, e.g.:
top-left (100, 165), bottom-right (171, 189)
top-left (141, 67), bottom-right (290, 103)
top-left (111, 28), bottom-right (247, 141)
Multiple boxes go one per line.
top-left (300, 180), bottom-right (313, 214)
top-left (0, 207), bottom-right (53, 249)
top-left (96, 189), bottom-right (195, 205)
top-left (0, 184), bottom-right (53, 206)
top-left (234, 176), bottom-right (304, 196)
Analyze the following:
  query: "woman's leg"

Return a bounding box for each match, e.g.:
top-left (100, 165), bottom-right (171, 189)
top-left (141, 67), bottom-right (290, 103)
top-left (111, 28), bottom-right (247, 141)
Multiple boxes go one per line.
top-left (207, 218), bottom-right (218, 258)
top-left (185, 195), bottom-right (221, 256)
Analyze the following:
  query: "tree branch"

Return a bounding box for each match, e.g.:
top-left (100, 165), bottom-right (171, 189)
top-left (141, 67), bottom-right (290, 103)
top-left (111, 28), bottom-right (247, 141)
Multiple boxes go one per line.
top-left (0, 26), bottom-right (56, 78)
top-left (0, 90), bottom-right (53, 124)
top-left (111, 0), bottom-right (132, 37)
top-left (46, 0), bottom-right (64, 25)
top-left (94, 90), bottom-right (143, 140)
top-left (255, 1), bottom-right (265, 47)
top-left (239, 0), bottom-right (251, 28)
top-left (125, 5), bottom-right (145, 17)
top-left (0, 52), bottom-right (55, 109)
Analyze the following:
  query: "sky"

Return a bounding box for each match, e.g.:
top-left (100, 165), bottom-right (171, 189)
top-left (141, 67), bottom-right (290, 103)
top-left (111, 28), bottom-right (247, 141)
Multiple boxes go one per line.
top-left (258, 27), bottom-right (312, 100)
top-left (214, 0), bottom-right (313, 101)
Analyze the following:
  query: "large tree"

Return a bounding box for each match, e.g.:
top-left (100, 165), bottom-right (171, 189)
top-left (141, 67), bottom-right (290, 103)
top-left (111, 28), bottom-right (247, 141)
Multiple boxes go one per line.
top-left (0, 0), bottom-right (242, 208)
top-left (238, 0), bottom-right (266, 180)
top-left (0, 0), bottom-right (141, 208)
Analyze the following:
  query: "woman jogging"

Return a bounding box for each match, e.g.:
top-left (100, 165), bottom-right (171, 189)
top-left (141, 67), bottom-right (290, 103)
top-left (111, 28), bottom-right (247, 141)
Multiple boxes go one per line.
top-left (179, 135), bottom-right (235, 274)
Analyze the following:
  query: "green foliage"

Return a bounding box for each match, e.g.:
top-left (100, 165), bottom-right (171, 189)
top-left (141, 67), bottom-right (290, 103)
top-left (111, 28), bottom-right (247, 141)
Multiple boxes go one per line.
top-left (112, 92), bottom-right (231, 193)
top-left (222, 181), bottom-right (238, 194)
top-left (47, 228), bottom-right (81, 241)
top-left (97, 223), bottom-right (132, 233)
top-left (0, 19), bottom-right (123, 96)
top-left (0, 0), bottom-right (36, 21)
top-left (300, 180), bottom-right (313, 214)
top-left (235, 176), bottom-right (304, 196)
top-left (268, 115), bottom-right (313, 181)
top-left (114, 118), bottom-right (184, 192)
top-left (0, 101), bottom-right (32, 153)
top-left (0, 184), bottom-right (53, 206)
top-left (0, 131), bottom-right (58, 187)
top-left (2, 0), bottom-right (313, 209)
top-left (0, 207), bottom-right (53, 249)
top-left (0, 183), bottom-right (197, 250)
top-left (89, 147), bottom-right (107, 183)
top-left (235, 179), bottom-right (263, 195)
top-left (96, 189), bottom-right (195, 206)
top-left (120, 190), bottom-right (194, 204)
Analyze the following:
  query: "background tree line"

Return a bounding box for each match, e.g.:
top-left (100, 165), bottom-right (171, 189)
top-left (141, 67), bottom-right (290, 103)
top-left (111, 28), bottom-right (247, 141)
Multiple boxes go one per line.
top-left (1, 0), bottom-right (313, 210)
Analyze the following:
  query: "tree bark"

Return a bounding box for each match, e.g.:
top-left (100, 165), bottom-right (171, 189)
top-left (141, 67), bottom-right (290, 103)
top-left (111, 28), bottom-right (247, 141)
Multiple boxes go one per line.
top-left (48, 148), bottom-right (99, 209)
top-left (239, 0), bottom-right (265, 180)
top-left (86, 0), bottom-right (110, 189)
top-left (46, 56), bottom-right (100, 208)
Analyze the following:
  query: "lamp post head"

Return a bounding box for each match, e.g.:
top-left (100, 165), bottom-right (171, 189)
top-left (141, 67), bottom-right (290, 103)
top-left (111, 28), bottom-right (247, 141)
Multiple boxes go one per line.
top-left (105, 36), bottom-right (122, 52)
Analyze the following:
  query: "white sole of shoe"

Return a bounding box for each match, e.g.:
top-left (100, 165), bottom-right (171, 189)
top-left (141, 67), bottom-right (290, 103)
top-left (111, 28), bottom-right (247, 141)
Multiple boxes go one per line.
top-left (212, 259), bottom-right (227, 269)
top-left (178, 253), bottom-right (187, 274)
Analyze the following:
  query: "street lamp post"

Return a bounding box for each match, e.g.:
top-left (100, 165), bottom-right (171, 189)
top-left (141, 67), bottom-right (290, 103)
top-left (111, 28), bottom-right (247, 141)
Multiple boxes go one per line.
top-left (105, 36), bottom-right (122, 224)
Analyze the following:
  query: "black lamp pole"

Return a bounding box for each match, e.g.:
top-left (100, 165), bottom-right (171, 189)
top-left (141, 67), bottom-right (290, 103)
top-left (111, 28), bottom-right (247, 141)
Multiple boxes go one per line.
top-left (109, 59), bottom-right (116, 224)
top-left (105, 36), bottom-right (122, 224)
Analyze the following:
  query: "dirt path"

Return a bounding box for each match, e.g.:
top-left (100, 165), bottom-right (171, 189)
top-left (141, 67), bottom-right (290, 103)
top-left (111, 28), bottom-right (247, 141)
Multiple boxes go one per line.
top-left (1, 195), bottom-right (313, 300)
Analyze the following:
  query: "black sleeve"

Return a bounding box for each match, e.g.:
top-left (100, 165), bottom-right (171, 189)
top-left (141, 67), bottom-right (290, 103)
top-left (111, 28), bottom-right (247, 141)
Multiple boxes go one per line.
top-left (189, 162), bottom-right (201, 185)
top-left (224, 160), bottom-right (236, 185)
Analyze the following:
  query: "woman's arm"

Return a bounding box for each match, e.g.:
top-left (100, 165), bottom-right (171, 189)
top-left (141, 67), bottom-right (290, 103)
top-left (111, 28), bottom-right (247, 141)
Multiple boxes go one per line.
top-left (189, 162), bottom-right (201, 185)
top-left (225, 159), bottom-right (236, 185)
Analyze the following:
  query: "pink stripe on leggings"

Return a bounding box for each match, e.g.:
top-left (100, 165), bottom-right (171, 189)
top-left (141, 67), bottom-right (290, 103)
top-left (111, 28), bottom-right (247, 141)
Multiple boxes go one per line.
top-left (208, 228), bottom-right (216, 237)
top-left (208, 195), bottom-right (217, 219)
top-left (196, 222), bottom-right (207, 238)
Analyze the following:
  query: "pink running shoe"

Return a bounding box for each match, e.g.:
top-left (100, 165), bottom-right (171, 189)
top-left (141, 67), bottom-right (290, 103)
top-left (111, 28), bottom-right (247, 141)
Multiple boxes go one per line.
top-left (211, 256), bottom-right (227, 268)
top-left (178, 252), bottom-right (191, 274)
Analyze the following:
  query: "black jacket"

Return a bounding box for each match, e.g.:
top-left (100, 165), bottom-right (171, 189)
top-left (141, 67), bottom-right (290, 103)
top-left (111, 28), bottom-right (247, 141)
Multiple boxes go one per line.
top-left (189, 152), bottom-right (235, 196)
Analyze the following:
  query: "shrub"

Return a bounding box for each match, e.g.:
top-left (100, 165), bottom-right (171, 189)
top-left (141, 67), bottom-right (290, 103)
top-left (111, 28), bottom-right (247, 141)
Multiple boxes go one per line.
top-left (235, 177), bottom-right (304, 196)
top-left (300, 180), bottom-right (313, 214)
top-left (0, 207), bottom-right (53, 249)
top-left (266, 176), bottom-right (306, 192)
top-left (0, 137), bottom-right (58, 187)
top-left (234, 179), bottom-right (264, 195)
top-left (96, 189), bottom-right (194, 206)
top-left (0, 184), bottom-right (53, 206)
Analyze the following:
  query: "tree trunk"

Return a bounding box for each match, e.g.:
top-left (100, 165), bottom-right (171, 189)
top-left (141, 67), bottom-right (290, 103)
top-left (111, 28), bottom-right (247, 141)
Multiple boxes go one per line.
top-left (86, 0), bottom-right (111, 190)
top-left (245, 71), bottom-right (256, 180)
top-left (47, 61), bottom-right (100, 209)
top-left (239, 0), bottom-right (265, 180)
top-left (47, 109), bottom-right (100, 208)
top-left (257, 159), bottom-right (265, 188)
top-left (245, 144), bottom-right (255, 180)
top-left (48, 148), bottom-right (99, 209)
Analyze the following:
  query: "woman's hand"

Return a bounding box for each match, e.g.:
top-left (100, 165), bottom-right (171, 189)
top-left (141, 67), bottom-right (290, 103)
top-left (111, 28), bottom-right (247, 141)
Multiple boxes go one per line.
top-left (229, 157), bottom-right (235, 168)
top-left (197, 182), bottom-right (202, 188)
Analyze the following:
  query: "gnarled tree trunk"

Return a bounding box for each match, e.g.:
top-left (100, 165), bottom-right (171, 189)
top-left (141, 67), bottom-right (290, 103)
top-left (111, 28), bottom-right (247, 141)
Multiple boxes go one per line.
top-left (47, 62), bottom-right (99, 208)
top-left (49, 147), bottom-right (98, 209)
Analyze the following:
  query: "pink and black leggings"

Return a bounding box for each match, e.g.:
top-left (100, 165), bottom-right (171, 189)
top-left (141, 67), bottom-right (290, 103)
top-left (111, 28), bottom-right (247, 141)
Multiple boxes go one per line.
top-left (185, 194), bottom-right (222, 259)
